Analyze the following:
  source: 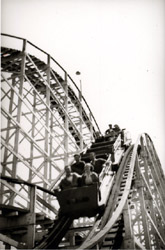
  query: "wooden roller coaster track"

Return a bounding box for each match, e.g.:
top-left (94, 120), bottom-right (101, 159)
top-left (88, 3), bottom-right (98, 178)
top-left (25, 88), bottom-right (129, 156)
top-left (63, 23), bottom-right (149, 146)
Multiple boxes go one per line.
top-left (1, 34), bottom-right (165, 249)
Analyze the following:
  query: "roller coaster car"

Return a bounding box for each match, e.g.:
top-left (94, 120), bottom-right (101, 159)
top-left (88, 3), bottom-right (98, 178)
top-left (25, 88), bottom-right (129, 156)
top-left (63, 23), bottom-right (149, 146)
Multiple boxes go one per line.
top-left (56, 184), bottom-right (102, 219)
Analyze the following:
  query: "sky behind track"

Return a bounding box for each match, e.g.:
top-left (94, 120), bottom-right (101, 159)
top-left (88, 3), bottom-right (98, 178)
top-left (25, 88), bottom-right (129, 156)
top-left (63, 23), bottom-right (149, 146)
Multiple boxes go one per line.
top-left (1, 0), bottom-right (165, 168)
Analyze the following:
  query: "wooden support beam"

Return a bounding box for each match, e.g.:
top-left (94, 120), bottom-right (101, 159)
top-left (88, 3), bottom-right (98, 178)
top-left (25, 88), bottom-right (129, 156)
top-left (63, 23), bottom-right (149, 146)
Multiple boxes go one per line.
top-left (1, 75), bottom-right (69, 158)
top-left (26, 185), bottom-right (36, 249)
top-left (1, 78), bottom-right (15, 204)
top-left (37, 194), bottom-right (57, 214)
top-left (12, 40), bottom-right (27, 183)
top-left (145, 196), bottom-right (163, 248)
top-left (64, 72), bottom-right (69, 165)
top-left (79, 80), bottom-right (83, 151)
top-left (0, 234), bottom-right (19, 248)
top-left (134, 237), bottom-right (146, 250)
top-left (147, 212), bottom-right (165, 247)
top-left (0, 216), bottom-right (29, 230)
top-left (1, 139), bottom-right (50, 186)
top-left (123, 201), bottom-right (135, 249)
top-left (26, 54), bottom-right (82, 143)
top-left (1, 179), bottom-right (30, 202)
top-left (43, 54), bottom-right (50, 201)
top-left (135, 158), bottom-right (151, 249)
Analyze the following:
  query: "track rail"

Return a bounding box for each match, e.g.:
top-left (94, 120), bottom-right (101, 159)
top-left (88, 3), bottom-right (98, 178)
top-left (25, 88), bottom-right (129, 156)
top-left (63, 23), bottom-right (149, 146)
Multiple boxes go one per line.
top-left (34, 216), bottom-right (73, 249)
top-left (75, 134), bottom-right (165, 249)
top-left (76, 145), bottom-right (134, 249)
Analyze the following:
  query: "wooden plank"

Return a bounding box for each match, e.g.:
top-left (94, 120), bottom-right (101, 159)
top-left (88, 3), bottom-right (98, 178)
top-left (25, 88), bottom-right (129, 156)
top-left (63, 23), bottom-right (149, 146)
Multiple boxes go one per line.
top-left (123, 201), bottom-right (135, 249)
top-left (0, 204), bottom-right (29, 213)
top-left (37, 195), bottom-right (57, 214)
top-left (26, 186), bottom-right (36, 248)
top-left (135, 160), bottom-right (151, 249)
top-left (1, 139), bottom-right (50, 186)
top-left (1, 180), bottom-right (30, 202)
top-left (0, 233), bottom-right (19, 247)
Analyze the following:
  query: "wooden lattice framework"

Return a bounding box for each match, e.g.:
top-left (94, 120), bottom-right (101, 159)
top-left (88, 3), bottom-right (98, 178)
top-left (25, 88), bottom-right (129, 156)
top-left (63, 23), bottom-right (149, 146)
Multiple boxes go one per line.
top-left (1, 34), bottom-right (100, 215)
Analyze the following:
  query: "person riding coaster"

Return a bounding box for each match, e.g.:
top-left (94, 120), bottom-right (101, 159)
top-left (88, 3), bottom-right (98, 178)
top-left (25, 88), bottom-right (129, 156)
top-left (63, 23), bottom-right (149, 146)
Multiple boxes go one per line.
top-left (54, 163), bottom-right (104, 218)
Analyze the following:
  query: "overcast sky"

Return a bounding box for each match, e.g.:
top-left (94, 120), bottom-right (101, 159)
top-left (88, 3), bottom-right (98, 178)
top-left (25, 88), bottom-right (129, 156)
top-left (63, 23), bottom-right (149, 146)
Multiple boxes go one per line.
top-left (1, 0), bottom-right (165, 167)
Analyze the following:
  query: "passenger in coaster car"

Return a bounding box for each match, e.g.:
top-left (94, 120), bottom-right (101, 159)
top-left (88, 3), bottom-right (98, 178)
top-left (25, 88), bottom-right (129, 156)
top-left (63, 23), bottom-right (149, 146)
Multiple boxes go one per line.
top-left (113, 124), bottom-right (121, 136)
top-left (81, 163), bottom-right (101, 201)
top-left (81, 163), bottom-right (99, 186)
top-left (105, 124), bottom-right (113, 136)
top-left (113, 124), bottom-right (121, 132)
top-left (71, 154), bottom-right (85, 175)
top-left (89, 152), bottom-right (106, 175)
top-left (95, 131), bottom-right (104, 143)
top-left (105, 124), bottom-right (116, 141)
top-left (59, 165), bottom-right (81, 191)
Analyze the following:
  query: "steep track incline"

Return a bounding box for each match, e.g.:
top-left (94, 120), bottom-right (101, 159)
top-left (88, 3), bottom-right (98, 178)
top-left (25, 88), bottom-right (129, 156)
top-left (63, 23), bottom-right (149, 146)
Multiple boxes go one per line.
top-left (76, 134), bottom-right (165, 249)
top-left (76, 145), bottom-right (134, 249)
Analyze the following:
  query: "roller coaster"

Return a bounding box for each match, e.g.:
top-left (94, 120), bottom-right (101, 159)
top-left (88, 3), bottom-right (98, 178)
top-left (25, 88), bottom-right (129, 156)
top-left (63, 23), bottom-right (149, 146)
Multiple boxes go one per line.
top-left (1, 34), bottom-right (165, 249)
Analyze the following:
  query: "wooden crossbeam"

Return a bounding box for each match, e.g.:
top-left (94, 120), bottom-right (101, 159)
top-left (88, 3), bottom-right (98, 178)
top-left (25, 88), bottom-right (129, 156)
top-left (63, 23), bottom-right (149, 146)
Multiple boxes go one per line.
top-left (26, 54), bottom-right (83, 140)
top-left (1, 180), bottom-right (30, 202)
top-left (0, 233), bottom-right (19, 247)
top-left (1, 139), bottom-right (50, 186)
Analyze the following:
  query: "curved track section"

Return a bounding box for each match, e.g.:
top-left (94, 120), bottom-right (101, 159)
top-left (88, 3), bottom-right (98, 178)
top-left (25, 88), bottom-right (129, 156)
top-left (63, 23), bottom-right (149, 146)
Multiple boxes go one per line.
top-left (76, 134), bottom-right (165, 249)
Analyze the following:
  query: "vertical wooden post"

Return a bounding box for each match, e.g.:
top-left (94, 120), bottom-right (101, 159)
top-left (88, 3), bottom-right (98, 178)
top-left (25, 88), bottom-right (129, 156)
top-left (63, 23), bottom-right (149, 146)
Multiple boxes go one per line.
top-left (64, 72), bottom-right (68, 166)
top-left (135, 158), bottom-right (151, 249)
top-left (10, 39), bottom-right (27, 205)
top-left (5, 243), bottom-right (11, 250)
top-left (123, 200), bottom-right (135, 249)
top-left (29, 91), bottom-right (36, 182)
top-left (89, 112), bottom-right (94, 142)
top-left (49, 112), bottom-right (53, 204)
top-left (44, 55), bottom-right (50, 200)
top-left (69, 232), bottom-right (75, 247)
top-left (96, 243), bottom-right (99, 249)
top-left (79, 82), bottom-right (83, 151)
top-left (12, 39), bottom-right (27, 176)
top-left (26, 185), bottom-right (36, 249)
